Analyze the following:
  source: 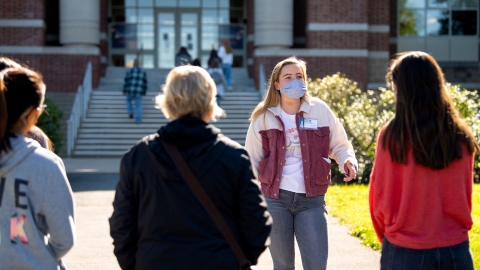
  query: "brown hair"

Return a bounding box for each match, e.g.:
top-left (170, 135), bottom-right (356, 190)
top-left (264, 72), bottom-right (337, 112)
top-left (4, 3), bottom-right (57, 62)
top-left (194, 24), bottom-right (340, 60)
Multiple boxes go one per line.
top-left (221, 38), bottom-right (233, 54)
top-left (382, 51), bottom-right (479, 169)
top-left (250, 56), bottom-right (310, 121)
top-left (0, 68), bottom-right (46, 155)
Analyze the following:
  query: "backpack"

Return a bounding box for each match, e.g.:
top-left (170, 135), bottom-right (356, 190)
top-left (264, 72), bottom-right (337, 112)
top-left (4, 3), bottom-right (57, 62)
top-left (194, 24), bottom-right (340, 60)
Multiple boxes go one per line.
top-left (210, 71), bottom-right (223, 85)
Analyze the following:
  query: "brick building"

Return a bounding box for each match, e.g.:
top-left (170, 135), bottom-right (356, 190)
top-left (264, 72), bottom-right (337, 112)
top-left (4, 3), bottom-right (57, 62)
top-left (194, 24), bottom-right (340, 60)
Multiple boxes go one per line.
top-left (0, 0), bottom-right (478, 92)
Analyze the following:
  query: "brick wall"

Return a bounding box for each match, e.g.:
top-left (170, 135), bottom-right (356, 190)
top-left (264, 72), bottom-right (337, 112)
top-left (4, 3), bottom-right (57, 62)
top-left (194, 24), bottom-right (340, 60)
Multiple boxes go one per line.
top-left (368, 58), bottom-right (389, 83)
top-left (255, 56), bottom-right (368, 91)
top-left (389, 0), bottom-right (397, 56)
top-left (308, 32), bottom-right (368, 49)
top-left (100, 0), bottom-right (108, 77)
top-left (307, 0), bottom-right (368, 23)
top-left (0, 0), bottom-right (45, 19)
top-left (0, 28), bottom-right (44, 45)
top-left (246, 0), bottom-right (254, 78)
top-left (2, 54), bottom-right (100, 92)
top-left (0, 0), bottom-right (45, 45)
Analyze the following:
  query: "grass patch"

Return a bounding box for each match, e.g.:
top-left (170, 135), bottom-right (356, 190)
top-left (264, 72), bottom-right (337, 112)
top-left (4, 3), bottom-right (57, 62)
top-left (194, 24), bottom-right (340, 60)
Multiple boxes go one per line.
top-left (326, 184), bottom-right (480, 268)
top-left (325, 185), bottom-right (381, 251)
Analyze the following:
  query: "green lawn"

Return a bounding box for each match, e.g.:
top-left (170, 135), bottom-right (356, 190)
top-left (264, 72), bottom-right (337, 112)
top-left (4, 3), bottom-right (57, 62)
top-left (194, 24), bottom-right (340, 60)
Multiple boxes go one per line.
top-left (326, 184), bottom-right (480, 268)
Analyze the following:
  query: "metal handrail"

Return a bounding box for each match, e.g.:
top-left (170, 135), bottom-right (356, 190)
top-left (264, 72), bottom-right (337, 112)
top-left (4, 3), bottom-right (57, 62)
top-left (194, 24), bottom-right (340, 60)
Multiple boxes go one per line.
top-left (66, 62), bottom-right (92, 157)
top-left (259, 63), bottom-right (267, 99)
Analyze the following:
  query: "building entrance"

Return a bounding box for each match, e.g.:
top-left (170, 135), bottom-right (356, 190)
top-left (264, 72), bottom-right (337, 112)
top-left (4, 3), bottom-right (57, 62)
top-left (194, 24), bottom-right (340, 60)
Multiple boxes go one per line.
top-left (157, 10), bottom-right (199, 68)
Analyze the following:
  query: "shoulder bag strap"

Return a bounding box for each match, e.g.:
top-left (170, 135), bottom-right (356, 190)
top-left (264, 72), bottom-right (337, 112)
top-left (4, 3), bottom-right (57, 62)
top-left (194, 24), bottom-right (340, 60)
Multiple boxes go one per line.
top-left (143, 139), bottom-right (251, 270)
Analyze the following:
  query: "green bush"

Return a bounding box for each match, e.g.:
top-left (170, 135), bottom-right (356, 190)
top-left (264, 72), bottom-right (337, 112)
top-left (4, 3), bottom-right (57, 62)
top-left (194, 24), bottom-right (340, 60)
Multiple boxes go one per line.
top-left (37, 96), bottom-right (63, 154)
top-left (309, 73), bottom-right (480, 183)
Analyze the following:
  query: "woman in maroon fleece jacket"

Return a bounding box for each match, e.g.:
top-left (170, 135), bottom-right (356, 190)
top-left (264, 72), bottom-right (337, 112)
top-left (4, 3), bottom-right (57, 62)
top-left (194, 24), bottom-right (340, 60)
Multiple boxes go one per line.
top-left (370, 51), bottom-right (480, 270)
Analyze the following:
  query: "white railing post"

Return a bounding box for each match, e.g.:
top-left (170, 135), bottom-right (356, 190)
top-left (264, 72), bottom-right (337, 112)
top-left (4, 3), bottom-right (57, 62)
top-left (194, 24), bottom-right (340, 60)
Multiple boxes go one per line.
top-left (66, 61), bottom-right (93, 157)
top-left (259, 63), bottom-right (267, 99)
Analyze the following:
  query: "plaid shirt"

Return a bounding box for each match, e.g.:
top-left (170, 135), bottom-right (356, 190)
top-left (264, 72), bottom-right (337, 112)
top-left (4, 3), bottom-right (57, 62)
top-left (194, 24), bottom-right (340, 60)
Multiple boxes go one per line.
top-left (123, 67), bottom-right (147, 96)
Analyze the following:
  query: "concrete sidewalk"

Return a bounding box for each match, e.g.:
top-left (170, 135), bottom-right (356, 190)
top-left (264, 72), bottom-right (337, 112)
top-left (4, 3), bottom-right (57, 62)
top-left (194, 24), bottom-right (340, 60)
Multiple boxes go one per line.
top-left (62, 158), bottom-right (380, 269)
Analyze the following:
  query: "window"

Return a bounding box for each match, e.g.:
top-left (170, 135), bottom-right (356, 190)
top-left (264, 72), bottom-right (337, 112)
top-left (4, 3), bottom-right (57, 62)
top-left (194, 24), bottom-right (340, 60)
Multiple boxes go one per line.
top-left (399, 0), bottom-right (477, 36)
top-left (398, 0), bottom-right (478, 61)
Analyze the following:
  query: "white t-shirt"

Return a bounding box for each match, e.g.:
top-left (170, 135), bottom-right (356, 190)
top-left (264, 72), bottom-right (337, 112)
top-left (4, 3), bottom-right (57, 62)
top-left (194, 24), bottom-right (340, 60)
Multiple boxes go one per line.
top-left (218, 46), bottom-right (233, 65)
top-left (279, 109), bottom-right (306, 193)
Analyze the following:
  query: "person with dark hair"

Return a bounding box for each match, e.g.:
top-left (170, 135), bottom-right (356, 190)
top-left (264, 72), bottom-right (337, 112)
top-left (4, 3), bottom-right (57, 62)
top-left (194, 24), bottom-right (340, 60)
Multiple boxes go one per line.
top-left (0, 57), bottom-right (53, 151)
top-left (175, 46), bottom-right (192, 66)
top-left (207, 49), bottom-right (222, 68)
top-left (0, 68), bottom-right (75, 269)
top-left (191, 58), bottom-right (201, 67)
top-left (369, 51), bottom-right (479, 270)
top-left (245, 56), bottom-right (357, 270)
top-left (207, 55), bottom-right (227, 106)
top-left (123, 59), bottom-right (147, 124)
top-left (110, 65), bottom-right (271, 269)
top-left (218, 38), bottom-right (233, 90)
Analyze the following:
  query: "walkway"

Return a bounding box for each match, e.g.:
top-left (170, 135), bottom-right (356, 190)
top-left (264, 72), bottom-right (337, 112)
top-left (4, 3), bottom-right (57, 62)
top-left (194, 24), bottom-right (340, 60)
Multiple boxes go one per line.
top-left (62, 158), bottom-right (380, 269)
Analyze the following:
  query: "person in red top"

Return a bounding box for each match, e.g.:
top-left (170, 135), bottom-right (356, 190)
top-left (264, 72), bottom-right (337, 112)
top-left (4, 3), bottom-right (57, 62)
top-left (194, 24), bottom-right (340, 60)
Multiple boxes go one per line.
top-left (369, 51), bottom-right (479, 270)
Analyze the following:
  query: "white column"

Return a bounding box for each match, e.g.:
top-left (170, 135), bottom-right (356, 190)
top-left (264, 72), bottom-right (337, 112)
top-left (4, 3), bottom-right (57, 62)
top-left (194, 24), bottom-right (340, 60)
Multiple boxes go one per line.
top-left (60, 0), bottom-right (100, 46)
top-left (254, 0), bottom-right (293, 48)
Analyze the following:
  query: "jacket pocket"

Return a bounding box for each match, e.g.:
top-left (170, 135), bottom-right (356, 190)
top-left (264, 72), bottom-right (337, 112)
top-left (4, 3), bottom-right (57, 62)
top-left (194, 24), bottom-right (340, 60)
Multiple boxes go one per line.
top-left (258, 157), bottom-right (274, 184)
top-left (313, 155), bottom-right (332, 186)
top-left (312, 127), bottom-right (330, 155)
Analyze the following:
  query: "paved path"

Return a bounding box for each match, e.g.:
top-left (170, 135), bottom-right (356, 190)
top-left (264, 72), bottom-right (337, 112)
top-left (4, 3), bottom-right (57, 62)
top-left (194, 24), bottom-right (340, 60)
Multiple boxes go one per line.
top-left (62, 159), bottom-right (380, 269)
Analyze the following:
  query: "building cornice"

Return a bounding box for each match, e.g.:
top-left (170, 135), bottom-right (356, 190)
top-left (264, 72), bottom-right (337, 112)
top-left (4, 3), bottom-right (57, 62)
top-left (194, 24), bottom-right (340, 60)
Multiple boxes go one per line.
top-left (0, 19), bottom-right (45, 28)
top-left (307, 23), bottom-right (390, 33)
top-left (0, 46), bottom-right (100, 55)
top-left (254, 48), bottom-right (389, 58)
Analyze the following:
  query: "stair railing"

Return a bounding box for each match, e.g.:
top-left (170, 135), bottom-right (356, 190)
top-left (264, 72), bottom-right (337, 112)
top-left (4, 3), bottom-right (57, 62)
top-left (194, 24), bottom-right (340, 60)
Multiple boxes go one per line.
top-left (66, 62), bottom-right (92, 157)
top-left (259, 63), bottom-right (267, 99)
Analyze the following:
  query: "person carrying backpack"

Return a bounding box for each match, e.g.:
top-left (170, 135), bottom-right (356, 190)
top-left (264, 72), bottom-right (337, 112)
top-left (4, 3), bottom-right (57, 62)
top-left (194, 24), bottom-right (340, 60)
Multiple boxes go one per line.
top-left (207, 58), bottom-right (227, 106)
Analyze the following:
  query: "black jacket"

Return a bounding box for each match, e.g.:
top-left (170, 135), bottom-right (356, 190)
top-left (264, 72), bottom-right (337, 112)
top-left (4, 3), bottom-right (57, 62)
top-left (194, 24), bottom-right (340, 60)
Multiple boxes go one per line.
top-left (109, 116), bottom-right (271, 270)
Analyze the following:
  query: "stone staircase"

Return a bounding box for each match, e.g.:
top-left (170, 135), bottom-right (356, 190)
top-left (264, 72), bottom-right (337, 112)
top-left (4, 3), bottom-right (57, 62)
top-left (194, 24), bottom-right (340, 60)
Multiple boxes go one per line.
top-left (71, 67), bottom-right (260, 157)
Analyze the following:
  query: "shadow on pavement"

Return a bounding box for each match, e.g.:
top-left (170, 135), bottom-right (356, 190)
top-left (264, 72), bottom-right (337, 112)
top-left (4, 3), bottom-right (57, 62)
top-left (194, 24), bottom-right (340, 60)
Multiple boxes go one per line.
top-left (68, 173), bottom-right (119, 192)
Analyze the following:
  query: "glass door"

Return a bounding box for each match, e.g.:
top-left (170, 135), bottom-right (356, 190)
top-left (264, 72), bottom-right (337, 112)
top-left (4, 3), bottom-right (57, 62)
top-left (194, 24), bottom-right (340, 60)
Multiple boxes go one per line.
top-left (157, 9), bottom-right (199, 68)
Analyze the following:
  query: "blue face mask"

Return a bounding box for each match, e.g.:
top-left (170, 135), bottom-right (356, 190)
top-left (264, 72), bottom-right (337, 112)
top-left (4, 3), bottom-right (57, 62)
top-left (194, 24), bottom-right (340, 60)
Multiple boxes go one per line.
top-left (279, 79), bottom-right (307, 99)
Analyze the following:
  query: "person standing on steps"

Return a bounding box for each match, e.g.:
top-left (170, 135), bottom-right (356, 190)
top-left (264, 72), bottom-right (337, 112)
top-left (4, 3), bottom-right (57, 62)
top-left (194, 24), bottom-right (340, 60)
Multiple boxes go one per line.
top-left (218, 38), bottom-right (233, 91)
top-left (123, 59), bottom-right (147, 124)
top-left (175, 46), bottom-right (192, 66)
top-left (245, 56), bottom-right (358, 270)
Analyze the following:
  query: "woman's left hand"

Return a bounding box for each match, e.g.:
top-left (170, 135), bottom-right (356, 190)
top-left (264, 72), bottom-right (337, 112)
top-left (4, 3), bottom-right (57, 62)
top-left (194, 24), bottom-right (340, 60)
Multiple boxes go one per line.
top-left (343, 160), bottom-right (357, 182)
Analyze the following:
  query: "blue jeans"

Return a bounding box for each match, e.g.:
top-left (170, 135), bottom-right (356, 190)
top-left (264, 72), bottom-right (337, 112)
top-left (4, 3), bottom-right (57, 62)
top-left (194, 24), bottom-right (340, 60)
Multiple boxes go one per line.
top-left (265, 189), bottom-right (328, 270)
top-left (222, 63), bottom-right (232, 87)
top-left (381, 238), bottom-right (473, 270)
top-left (126, 94), bottom-right (142, 124)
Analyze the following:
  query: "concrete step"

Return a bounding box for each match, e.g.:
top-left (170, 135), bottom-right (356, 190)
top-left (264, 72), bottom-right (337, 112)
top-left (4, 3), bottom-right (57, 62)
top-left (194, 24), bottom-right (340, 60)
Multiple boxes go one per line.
top-left (80, 123), bottom-right (250, 129)
top-left (70, 67), bottom-right (259, 157)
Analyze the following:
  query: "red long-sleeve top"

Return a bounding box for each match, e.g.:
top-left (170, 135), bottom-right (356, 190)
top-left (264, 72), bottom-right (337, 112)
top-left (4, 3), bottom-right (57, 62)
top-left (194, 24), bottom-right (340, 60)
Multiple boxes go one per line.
top-left (369, 133), bottom-right (474, 249)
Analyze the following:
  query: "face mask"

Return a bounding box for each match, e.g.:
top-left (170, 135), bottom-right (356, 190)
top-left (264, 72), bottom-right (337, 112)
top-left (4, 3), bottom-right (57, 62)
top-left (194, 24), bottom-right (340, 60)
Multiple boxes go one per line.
top-left (279, 79), bottom-right (307, 99)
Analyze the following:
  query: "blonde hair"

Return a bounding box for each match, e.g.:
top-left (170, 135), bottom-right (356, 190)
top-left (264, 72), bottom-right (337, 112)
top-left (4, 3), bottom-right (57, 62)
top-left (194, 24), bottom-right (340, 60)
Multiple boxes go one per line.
top-left (156, 65), bottom-right (225, 121)
top-left (250, 56), bottom-right (310, 121)
top-left (221, 38), bottom-right (233, 54)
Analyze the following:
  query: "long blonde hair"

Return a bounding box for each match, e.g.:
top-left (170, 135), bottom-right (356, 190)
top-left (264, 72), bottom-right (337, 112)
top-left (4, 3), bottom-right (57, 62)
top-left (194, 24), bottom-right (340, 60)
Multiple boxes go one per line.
top-left (221, 38), bottom-right (233, 54)
top-left (250, 56), bottom-right (310, 121)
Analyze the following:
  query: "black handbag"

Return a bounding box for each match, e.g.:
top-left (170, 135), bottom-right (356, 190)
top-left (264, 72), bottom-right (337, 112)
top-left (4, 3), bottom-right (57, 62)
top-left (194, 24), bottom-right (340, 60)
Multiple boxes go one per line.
top-left (143, 138), bottom-right (253, 270)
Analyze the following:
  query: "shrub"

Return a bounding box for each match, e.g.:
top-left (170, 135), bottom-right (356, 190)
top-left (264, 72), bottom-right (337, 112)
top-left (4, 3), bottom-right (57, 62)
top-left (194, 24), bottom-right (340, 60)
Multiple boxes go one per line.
top-left (37, 96), bottom-right (63, 154)
top-left (309, 73), bottom-right (480, 183)
top-left (308, 73), bottom-right (394, 184)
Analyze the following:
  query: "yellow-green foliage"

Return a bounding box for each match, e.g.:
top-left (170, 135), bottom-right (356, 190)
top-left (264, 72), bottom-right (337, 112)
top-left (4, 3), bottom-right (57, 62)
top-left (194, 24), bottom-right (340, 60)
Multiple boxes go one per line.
top-left (308, 73), bottom-right (394, 183)
top-left (325, 185), bottom-right (381, 251)
top-left (327, 184), bottom-right (480, 269)
top-left (309, 74), bottom-right (480, 183)
top-left (471, 184), bottom-right (480, 268)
